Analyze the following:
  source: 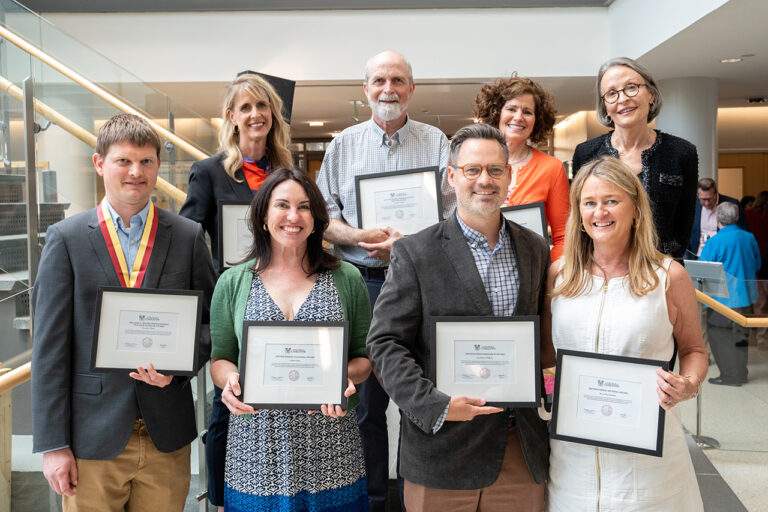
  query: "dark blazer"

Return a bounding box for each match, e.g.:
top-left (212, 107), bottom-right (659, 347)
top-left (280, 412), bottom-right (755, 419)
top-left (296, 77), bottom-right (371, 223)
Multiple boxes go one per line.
top-left (31, 207), bottom-right (216, 459)
top-left (687, 194), bottom-right (749, 257)
top-left (367, 214), bottom-right (551, 489)
top-left (573, 130), bottom-right (698, 259)
top-left (179, 153), bottom-right (252, 271)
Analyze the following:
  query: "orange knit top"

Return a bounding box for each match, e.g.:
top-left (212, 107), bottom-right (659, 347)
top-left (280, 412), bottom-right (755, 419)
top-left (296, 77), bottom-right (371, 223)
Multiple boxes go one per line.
top-left (504, 147), bottom-right (570, 261)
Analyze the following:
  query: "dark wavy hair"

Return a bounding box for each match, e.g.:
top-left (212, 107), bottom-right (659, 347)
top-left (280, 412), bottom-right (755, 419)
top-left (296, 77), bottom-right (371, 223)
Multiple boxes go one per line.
top-left (472, 75), bottom-right (557, 145)
top-left (240, 167), bottom-right (340, 275)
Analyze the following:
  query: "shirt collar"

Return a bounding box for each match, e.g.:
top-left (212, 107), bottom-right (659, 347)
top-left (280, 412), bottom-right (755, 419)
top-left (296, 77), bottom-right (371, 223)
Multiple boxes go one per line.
top-left (370, 115), bottom-right (411, 147)
top-left (456, 210), bottom-right (507, 248)
top-left (104, 199), bottom-right (150, 234)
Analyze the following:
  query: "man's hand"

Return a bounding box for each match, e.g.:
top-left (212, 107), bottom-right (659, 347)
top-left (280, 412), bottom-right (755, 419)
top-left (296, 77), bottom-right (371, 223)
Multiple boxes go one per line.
top-left (221, 372), bottom-right (257, 415)
top-left (43, 447), bottom-right (77, 496)
top-left (445, 396), bottom-right (503, 422)
top-left (358, 226), bottom-right (403, 261)
top-left (129, 363), bottom-right (173, 388)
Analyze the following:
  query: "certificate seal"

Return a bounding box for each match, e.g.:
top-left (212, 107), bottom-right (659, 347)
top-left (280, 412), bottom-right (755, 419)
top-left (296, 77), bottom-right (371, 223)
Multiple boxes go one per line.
top-left (601, 404), bottom-right (613, 416)
top-left (288, 370), bottom-right (300, 382)
top-left (395, 209), bottom-right (404, 219)
top-left (480, 367), bottom-right (491, 379)
top-left (142, 337), bottom-right (153, 348)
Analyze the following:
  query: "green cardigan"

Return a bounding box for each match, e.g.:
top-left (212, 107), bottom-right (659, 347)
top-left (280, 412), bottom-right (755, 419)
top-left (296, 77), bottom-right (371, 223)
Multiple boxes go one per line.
top-left (210, 260), bottom-right (371, 410)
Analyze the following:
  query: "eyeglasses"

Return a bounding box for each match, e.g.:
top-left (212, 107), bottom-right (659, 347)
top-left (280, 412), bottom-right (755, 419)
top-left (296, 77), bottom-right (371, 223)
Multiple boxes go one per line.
top-left (601, 83), bottom-right (646, 104)
top-left (451, 163), bottom-right (510, 180)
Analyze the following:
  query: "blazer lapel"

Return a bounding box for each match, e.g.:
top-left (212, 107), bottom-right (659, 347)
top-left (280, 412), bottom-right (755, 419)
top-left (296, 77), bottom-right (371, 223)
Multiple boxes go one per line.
top-left (87, 210), bottom-right (122, 287)
top-left (141, 209), bottom-right (172, 289)
top-left (230, 168), bottom-right (255, 201)
top-left (441, 215), bottom-right (493, 315)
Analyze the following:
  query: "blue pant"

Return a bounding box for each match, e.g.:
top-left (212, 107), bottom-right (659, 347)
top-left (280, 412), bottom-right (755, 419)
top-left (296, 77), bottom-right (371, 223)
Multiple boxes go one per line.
top-left (206, 385), bottom-right (229, 507)
top-left (355, 269), bottom-right (406, 512)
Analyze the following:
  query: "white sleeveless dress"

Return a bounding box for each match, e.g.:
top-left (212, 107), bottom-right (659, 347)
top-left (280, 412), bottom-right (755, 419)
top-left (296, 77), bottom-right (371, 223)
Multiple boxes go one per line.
top-left (548, 259), bottom-right (704, 511)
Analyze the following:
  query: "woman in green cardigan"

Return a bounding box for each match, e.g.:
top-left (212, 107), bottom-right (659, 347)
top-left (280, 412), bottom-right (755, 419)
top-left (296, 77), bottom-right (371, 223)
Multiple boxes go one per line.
top-left (210, 167), bottom-right (372, 511)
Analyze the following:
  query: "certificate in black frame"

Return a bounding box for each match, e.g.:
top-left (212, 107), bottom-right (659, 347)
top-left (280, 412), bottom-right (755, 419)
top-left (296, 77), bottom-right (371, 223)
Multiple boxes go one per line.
top-left (550, 349), bottom-right (668, 457)
top-left (428, 315), bottom-right (541, 408)
top-left (239, 321), bottom-right (349, 410)
top-left (91, 286), bottom-right (203, 376)
top-left (501, 201), bottom-right (547, 239)
top-left (217, 200), bottom-right (253, 273)
top-left (355, 166), bottom-right (443, 235)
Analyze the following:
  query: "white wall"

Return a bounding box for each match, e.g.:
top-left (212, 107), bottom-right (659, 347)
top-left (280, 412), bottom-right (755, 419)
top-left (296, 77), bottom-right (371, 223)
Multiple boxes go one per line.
top-left (37, 1), bottom-right (724, 84)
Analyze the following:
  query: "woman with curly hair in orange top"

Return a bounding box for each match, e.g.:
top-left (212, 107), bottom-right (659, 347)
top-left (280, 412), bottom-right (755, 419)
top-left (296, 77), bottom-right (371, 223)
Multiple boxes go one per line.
top-left (474, 76), bottom-right (570, 261)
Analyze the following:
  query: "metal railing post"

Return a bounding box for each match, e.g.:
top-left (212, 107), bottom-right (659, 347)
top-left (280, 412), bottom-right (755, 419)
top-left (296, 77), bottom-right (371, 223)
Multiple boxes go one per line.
top-left (22, 76), bottom-right (38, 336)
top-left (693, 278), bottom-right (720, 449)
top-left (195, 364), bottom-right (209, 510)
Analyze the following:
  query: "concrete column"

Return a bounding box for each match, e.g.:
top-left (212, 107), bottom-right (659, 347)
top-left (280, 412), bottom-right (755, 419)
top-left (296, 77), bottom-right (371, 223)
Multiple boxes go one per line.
top-left (655, 77), bottom-right (718, 179)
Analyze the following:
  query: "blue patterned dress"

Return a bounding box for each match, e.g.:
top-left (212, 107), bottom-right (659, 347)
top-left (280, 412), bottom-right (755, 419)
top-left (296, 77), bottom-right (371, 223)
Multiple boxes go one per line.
top-left (224, 271), bottom-right (369, 512)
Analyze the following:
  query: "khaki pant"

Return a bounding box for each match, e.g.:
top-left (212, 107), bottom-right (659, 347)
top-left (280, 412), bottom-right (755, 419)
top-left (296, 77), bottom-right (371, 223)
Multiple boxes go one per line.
top-left (404, 426), bottom-right (545, 512)
top-left (63, 420), bottom-right (190, 512)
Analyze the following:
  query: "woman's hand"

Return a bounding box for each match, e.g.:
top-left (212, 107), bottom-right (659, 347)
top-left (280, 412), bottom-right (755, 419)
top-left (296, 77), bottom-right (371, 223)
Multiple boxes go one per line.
top-left (319, 378), bottom-right (356, 418)
top-left (129, 363), bottom-right (173, 388)
top-left (656, 368), bottom-right (700, 410)
top-left (221, 372), bottom-right (258, 415)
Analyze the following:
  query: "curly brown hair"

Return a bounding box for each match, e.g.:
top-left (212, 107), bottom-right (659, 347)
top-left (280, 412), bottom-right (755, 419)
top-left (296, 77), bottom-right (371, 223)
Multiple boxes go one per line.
top-left (472, 76), bottom-right (557, 145)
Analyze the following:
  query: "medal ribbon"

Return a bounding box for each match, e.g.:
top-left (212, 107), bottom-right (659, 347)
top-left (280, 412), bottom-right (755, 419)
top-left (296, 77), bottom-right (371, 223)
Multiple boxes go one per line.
top-left (97, 200), bottom-right (158, 288)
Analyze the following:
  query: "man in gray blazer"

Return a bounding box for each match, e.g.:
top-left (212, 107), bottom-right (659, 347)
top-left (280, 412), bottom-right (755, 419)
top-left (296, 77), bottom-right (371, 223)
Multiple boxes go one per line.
top-left (367, 124), bottom-right (555, 511)
top-left (31, 114), bottom-right (215, 511)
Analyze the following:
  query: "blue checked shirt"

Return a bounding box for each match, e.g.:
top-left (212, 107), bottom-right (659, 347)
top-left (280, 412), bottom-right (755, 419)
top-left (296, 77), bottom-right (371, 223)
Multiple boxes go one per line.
top-left (105, 199), bottom-right (151, 275)
top-left (316, 117), bottom-right (454, 267)
top-left (456, 212), bottom-right (520, 316)
top-left (432, 212), bottom-right (520, 433)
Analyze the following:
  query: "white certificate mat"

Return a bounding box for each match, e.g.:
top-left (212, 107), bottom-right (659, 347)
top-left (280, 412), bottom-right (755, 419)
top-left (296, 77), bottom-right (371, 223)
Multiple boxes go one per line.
top-left (240, 321), bottom-right (348, 409)
top-left (355, 167), bottom-right (442, 235)
top-left (218, 200), bottom-right (252, 271)
top-left (91, 287), bottom-right (203, 375)
top-left (430, 316), bottom-right (540, 407)
top-left (550, 349), bottom-right (667, 457)
top-left (501, 202), bottom-right (547, 239)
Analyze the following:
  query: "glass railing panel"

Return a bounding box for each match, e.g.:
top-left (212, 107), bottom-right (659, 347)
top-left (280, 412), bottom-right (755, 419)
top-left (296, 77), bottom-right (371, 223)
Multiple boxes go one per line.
top-left (0, 0), bottom-right (218, 156)
top-left (679, 274), bottom-right (768, 454)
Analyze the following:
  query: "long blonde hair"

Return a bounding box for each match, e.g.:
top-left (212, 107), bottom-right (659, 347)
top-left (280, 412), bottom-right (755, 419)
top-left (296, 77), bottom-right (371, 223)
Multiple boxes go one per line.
top-left (219, 73), bottom-right (293, 181)
top-left (554, 156), bottom-right (666, 298)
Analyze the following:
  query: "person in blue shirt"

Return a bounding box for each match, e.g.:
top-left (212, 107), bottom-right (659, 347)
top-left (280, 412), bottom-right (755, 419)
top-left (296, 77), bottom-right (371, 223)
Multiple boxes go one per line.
top-left (700, 201), bottom-right (761, 386)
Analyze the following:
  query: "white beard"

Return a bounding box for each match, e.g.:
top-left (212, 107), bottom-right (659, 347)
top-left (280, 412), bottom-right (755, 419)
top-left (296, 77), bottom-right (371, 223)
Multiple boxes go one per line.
top-left (369, 93), bottom-right (408, 122)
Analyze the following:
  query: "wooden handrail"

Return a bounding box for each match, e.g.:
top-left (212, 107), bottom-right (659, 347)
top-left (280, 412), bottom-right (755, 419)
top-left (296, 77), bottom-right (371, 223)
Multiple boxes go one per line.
top-left (0, 362), bottom-right (30, 395)
top-left (0, 24), bottom-right (208, 162)
top-left (0, 73), bottom-right (187, 204)
top-left (695, 289), bottom-right (768, 327)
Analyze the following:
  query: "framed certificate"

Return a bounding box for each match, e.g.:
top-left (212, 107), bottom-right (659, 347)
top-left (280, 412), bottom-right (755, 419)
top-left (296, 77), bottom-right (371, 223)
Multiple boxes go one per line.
top-left (550, 349), bottom-right (667, 457)
top-left (501, 202), bottom-right (547, 239)
top-left (239, 321), bottom-right (349, 409)
top-left (429, 316), bottom-right (540, 407)
top-left (218, 200), bottom-right (252, 272)
top-left (355, 166), bottom-right (442, 235)
top-left (91, 287), bottom-right (203, 375)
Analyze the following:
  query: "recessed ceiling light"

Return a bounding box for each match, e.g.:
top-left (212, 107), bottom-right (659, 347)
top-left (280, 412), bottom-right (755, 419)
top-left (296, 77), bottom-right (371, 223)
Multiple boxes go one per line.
top-left (309, 121), bottom-right (324, 127)
top-left (720, 58), bottom-right (743, 63)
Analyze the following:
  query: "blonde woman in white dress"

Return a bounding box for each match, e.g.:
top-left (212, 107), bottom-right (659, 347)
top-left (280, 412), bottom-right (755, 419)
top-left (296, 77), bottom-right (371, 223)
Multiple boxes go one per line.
top-left (544, 156), bottom-right (708, 511)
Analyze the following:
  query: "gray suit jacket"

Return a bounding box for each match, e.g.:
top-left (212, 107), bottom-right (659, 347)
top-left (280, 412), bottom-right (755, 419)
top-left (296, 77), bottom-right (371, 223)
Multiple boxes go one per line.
top-left (367, 213), bottom-right (550, 489)
top-left (31, 207), bottom-right (216, 459)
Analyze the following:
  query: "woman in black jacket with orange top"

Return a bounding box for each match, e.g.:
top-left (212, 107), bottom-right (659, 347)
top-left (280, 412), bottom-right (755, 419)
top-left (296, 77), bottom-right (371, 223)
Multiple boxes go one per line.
top-left (179, 72), bottom-right (293, 511)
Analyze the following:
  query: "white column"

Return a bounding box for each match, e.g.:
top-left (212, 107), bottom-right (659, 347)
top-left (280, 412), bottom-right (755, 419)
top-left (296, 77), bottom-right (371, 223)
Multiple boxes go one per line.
top-left (655, 77), bottom-right (718, 179)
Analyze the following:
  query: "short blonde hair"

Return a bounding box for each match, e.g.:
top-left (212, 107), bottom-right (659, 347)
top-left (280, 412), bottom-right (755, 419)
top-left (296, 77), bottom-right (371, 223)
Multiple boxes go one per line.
top-left (219, 73), bottom-right (292, 180)
top-left (554, 156), bottom-right (666, 298)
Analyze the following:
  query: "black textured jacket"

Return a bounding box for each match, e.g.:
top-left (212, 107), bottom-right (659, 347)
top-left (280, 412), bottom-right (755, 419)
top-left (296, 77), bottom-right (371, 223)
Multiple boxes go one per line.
top-left (573, 130), bottom-right (698, 259)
